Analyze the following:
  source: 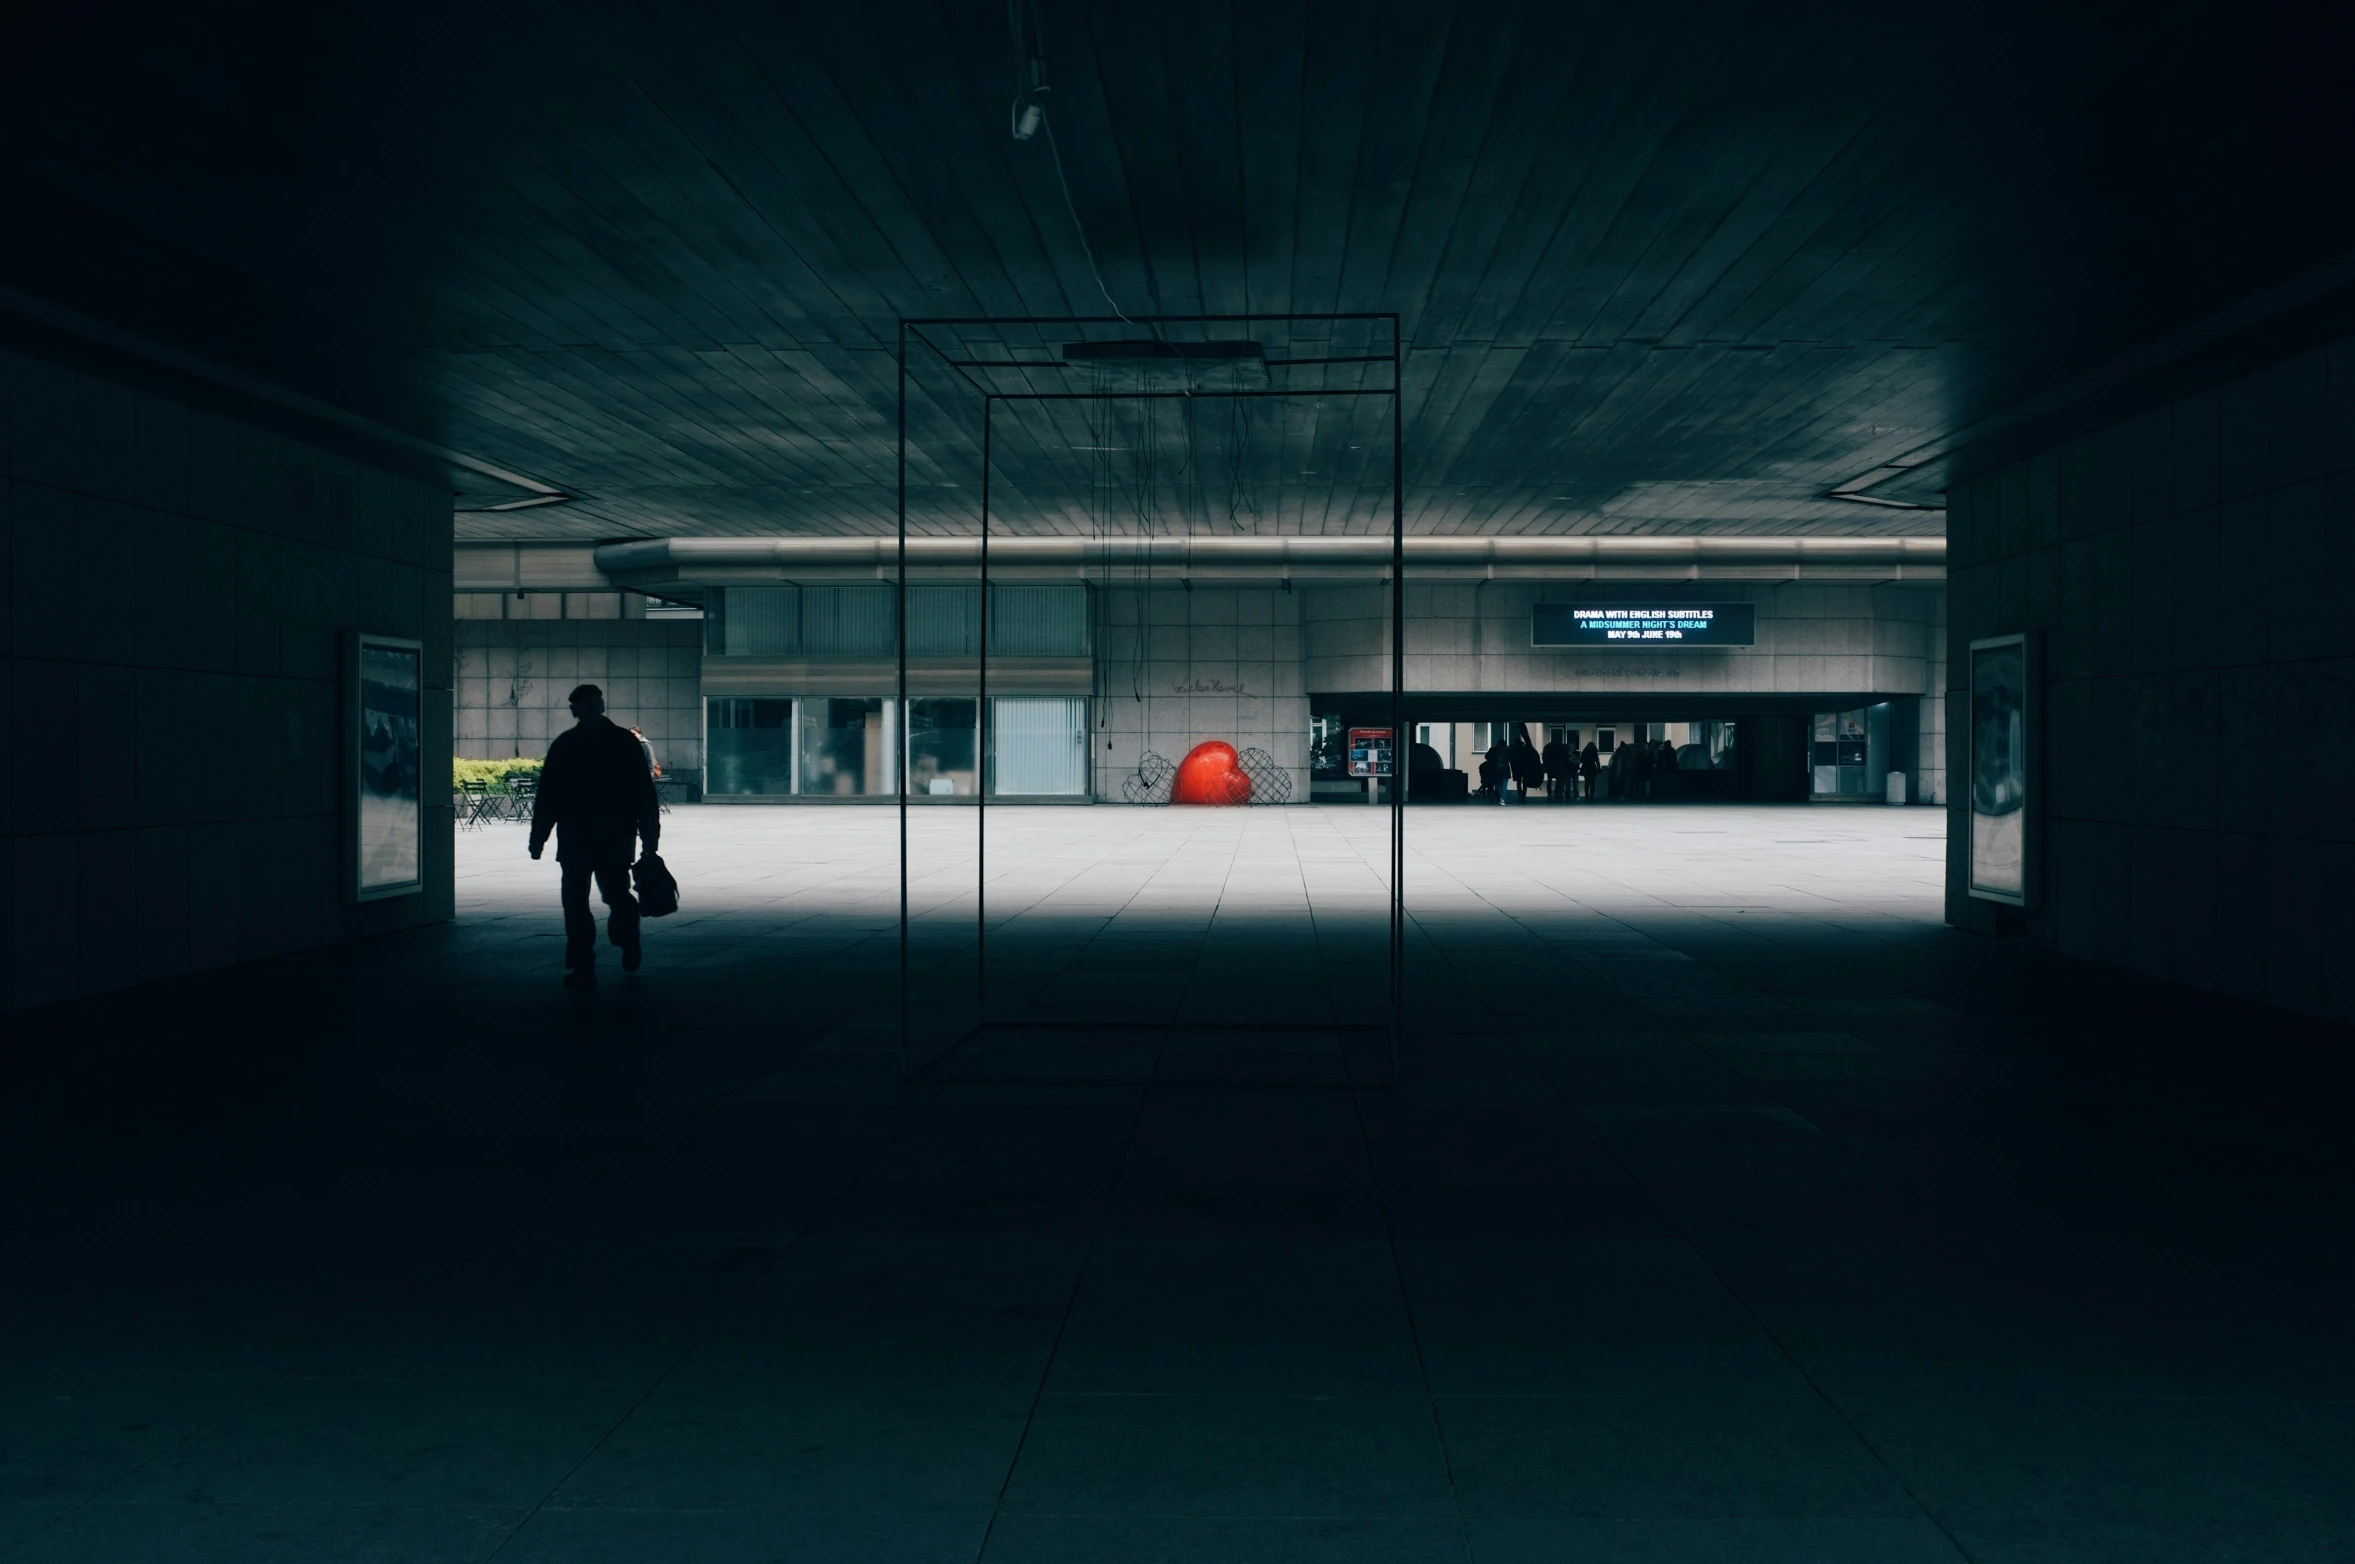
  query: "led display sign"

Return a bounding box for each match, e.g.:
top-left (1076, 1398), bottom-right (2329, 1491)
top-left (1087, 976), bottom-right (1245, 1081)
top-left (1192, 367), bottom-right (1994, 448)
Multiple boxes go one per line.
top-left (1531, 602), bottom-right (1756, 648)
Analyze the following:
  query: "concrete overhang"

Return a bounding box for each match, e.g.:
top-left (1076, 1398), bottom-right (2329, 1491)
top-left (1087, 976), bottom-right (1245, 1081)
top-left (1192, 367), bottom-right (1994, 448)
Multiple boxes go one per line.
top-left (702, 655), bottom-right (1092, 698)
top-left (538, 536), bottom-right (1944, 597)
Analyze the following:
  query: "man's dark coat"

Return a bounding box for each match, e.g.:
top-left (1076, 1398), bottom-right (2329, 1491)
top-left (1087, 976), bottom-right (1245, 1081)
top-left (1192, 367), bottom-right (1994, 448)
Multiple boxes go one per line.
top-left (530, 716), bottom-right (660, 864)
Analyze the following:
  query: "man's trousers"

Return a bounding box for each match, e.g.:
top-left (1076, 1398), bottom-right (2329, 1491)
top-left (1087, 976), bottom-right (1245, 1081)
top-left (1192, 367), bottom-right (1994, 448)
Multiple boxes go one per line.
top-left (560, 859), bottom-right (639, 969)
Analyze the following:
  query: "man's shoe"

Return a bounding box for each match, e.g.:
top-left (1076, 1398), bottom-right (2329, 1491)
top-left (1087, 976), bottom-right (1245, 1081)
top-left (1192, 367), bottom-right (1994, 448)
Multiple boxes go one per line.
top-left (621, 939), bottom-right (643, 974)
top-left (563, 965), bottom-right (596, 989)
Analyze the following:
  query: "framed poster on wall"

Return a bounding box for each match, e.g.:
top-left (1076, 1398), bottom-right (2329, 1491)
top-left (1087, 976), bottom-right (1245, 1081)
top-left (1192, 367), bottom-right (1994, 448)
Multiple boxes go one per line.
top-left (1967, 631), bottom-right (2036, 906)
top-left (347, 632), bottom-right (424, 902)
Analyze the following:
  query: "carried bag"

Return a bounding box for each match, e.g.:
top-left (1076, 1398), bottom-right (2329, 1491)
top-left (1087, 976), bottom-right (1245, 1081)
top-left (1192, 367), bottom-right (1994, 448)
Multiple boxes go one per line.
top-left (633, 852), bottom-right (680, 917)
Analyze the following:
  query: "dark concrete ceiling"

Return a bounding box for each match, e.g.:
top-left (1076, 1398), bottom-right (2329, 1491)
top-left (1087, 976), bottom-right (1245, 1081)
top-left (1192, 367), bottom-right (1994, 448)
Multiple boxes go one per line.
top-left (3, 0), bottom-right (2350, 542)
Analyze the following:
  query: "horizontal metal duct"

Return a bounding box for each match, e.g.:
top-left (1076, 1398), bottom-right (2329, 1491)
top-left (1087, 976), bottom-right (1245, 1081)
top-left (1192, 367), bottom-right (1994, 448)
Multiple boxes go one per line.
top-left (454, 544), bottom-right (612, 592)
top-left (582, 535), bottom-right (1945, 593)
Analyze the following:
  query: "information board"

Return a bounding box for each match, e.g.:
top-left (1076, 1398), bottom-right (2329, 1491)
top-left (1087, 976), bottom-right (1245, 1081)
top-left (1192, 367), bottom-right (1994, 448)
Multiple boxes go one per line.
top-left (1968, 633), bottom-right (2035, 906)
top-left (346, 632), bottom-right (423, 903)
top-left (1531, 602), bottom-right (1756, 647)
top-left (1346, 727), bottom-right (1394, 778)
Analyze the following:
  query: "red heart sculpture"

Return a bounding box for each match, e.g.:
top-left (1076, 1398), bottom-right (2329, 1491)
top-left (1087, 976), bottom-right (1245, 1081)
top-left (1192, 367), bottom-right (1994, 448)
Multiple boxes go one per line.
top-left (1170, 741), bottom-right (1253, 806)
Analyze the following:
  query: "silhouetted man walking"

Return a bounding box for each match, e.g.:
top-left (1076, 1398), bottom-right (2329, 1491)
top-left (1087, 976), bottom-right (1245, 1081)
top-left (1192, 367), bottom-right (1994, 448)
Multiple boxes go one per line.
top-left (529, 684), bottom-right (660, 987)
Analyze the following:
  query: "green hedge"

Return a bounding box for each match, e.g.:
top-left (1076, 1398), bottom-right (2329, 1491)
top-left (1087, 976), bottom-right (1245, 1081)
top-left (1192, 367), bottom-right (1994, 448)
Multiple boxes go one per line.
top-left (453, 757), bottom-right (544, 792)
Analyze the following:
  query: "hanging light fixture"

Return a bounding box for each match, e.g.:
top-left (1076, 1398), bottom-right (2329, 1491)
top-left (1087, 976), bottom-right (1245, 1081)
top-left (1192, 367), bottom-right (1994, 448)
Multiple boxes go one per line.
top-left (1009, 0), bottom-right (1049, 140)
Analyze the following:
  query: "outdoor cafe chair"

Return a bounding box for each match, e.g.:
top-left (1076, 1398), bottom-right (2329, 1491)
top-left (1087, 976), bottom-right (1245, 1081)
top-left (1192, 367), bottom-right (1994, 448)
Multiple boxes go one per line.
top-left (456, 777), bottom-right (494, 829)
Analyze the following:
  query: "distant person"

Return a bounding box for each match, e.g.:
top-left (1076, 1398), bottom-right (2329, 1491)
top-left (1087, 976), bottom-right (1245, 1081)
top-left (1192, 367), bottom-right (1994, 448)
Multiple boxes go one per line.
top-left (530, 684), bottom-right (661, 988)
top-left (1542, 733), bottom-right (1574, 801)
top-left (1408, 740), bottom-right (1447, 803)
top-left (1654, 739), bottom-right (1681, 801)
top-left (1614, 739), bottom-right (1642, 802)
top-left (629, 724), bottom-right (663, 780)
top-left (1482, 741), bottom-right (1510, 805)
top-left (1579, 741), bottom-right (1601, 800)
top-left (1509, 729), bottom-right (1544, 804)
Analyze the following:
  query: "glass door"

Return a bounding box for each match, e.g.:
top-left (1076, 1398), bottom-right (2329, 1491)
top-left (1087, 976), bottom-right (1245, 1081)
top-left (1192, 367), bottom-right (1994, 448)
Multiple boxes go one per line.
top-left (1812, 705), bottom-right (1889, 797)
top-left (799, 697), bottom-right (897, 796)
top-left (705, 697), bottom-right (796, 795)
top-left (991, 697), bottom-right (1089, 797)
top-left (907, 697), bottom-right (979, 796)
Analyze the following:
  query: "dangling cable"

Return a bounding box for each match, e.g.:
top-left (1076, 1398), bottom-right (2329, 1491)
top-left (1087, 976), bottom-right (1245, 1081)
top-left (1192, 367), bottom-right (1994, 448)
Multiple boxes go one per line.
top-left (1234, 362), bottom-right (1252, 534)
top-left (1182, 378), bottom-right (1199, 544)
top-left (1043, 119), bottom-right (1132, 326)
top-left (1228, 356), bottom-right (1259, 533)
top-left (1128, 376), bottom-right (1147, 704)
top-left (1004, 0), bottom-right (1141, 330)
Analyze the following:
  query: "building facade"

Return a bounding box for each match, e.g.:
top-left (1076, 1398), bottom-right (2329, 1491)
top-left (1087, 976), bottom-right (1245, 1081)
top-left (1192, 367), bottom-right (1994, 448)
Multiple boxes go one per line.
top-left (453, 541), bottom-right (1948, 809)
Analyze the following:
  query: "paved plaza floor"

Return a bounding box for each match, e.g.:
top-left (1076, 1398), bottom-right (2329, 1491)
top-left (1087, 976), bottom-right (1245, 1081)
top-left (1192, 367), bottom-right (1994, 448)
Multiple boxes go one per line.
top-left (7, 804), bottom-right (2355, 1561)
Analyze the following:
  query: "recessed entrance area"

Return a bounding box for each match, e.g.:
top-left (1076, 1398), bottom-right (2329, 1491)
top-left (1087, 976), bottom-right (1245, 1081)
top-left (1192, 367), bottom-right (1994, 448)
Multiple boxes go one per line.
top-left (1403, 717), bottom-right (1752, 804)
top-left (1326, 698), bottom-right (1934, 810)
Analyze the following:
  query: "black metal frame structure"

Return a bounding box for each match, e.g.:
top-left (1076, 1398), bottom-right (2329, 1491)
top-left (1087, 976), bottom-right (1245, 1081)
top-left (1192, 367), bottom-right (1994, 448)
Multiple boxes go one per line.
top-left (896, 312), bottom-right (1404, 1084)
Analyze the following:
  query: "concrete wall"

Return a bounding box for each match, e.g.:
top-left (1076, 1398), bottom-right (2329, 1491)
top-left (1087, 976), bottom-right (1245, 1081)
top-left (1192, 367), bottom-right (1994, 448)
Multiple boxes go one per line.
top-left (1944, 328), bottom-right (2355, 1022)
top-left (1891, 660), bottom-right (1949, 808)
top-left (1896, 588), bottom-right (1949, 806)
top-left (3, 349), bottom-right (454, 1009)
top-left (1094, 585), bottom-right (1309, 800)
top-left (453, 612), bottom-right (705, 786)
top-left (1305, 581), bottom-right (1943, 697)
